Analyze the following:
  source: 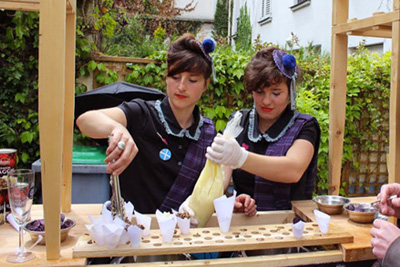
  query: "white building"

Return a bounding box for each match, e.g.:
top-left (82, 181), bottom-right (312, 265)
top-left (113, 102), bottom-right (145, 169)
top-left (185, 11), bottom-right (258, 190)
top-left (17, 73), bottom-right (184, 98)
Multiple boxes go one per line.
top-left (175, 0), bottom-right (218, 40)
top-left (230, 0), bottom-right (393, 54)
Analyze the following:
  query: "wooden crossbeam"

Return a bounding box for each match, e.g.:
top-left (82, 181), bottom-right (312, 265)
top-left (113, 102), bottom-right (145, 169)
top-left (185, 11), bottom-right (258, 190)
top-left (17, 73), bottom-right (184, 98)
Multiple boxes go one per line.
top-left (0, 0), bottom-right (39, 11)
top-left (333, 11), bottom-right (400, 35)
top-left (0, 0), bottom-right (75, 13)
top-left (346, 29), bottom-right (392, 38)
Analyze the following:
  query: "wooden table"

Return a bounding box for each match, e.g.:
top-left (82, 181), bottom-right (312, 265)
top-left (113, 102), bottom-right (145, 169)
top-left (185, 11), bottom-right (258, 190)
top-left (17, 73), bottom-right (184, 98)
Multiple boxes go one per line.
top-left (0, 204), bottom-right (99, 267)
top-left (0, 198), bottom-right (379, 266)
top-left (292, 196), bottom-right (377, 262)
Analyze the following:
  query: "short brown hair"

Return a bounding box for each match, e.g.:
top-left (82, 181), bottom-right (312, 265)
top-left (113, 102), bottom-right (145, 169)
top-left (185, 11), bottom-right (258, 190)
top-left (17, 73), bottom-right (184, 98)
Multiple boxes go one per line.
top-left (167, 33), bottom-right (212, 80)
top-left (244, 46), bottom-right (292, 94)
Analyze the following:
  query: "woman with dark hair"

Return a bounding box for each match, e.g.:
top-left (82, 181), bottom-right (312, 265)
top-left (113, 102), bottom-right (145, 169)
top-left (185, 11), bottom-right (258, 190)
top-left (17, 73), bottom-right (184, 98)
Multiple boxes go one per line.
top-left (206, 46), bottom-right (321, 211)
top-left (76, 33), bottom-right (217, 213)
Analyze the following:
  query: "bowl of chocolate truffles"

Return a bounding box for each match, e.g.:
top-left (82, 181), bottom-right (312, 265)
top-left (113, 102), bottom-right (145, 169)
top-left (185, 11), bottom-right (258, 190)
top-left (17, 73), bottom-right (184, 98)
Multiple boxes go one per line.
top-left (23, 214), bottom-right (76, 245)
top-left (344, 203), bottom-right (377, 224)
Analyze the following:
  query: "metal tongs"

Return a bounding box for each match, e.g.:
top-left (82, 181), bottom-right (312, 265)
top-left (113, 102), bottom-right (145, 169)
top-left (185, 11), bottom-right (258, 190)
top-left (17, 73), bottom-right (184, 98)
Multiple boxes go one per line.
top-left (108, 136), bottom-right (125, 220)
top-left (371, 194), bottom-right (398, 207)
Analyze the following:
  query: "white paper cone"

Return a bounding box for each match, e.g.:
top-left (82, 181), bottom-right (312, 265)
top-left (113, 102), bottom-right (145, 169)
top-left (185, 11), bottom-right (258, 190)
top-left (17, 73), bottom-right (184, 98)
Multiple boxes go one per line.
top-left (213, 191), bottom-right (236, 233)
top-left (119, 230), bottom-right (130, 245)
top-left (177, 217), bottom-right (191, 235)
top-left (102, 224), bottom-right (124, 249)
top-left (127, 225), bottom-right (143, 247)
top-left (171, 209), bottom-right (191, 235)
top-left (125, 202), bottom-right (134, 221)
top-left (101, 201), bottom-right (113, 224)
top-left (314, 209), bottom-right (330, 233)
top-left (292, 221), bottom-right (305, 238)
top-left (135, 210), bottom-right (152, 236)
top-left (156, 210), bottom-right (177, 243)
top-left (158, 219), bottom-right (176, 242)
top-left (86, 224), bottom-right (105, 246)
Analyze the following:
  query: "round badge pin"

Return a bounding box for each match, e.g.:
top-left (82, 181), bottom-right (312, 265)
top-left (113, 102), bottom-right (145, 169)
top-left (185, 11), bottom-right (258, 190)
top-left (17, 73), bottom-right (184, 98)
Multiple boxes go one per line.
top-left (159, 148), bottom-right (172, 161)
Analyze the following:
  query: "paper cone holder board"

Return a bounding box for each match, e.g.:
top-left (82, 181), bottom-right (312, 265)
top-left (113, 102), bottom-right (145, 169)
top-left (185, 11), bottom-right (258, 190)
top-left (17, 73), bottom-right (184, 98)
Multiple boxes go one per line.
top-left (72, 222), bottom-right (353, 259)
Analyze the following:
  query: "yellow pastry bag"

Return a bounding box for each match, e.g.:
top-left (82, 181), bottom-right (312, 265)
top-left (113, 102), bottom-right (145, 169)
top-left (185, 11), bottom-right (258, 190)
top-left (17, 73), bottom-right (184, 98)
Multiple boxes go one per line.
top-left (189, 112), bottom-right (243, 227)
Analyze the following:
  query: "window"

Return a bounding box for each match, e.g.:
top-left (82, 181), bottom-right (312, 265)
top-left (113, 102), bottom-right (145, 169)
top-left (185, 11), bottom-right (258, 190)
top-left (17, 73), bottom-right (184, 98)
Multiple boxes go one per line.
top-left (259, 0), bottom-right (272, 24)
top-left (290, 0), bottom-right (311, 12)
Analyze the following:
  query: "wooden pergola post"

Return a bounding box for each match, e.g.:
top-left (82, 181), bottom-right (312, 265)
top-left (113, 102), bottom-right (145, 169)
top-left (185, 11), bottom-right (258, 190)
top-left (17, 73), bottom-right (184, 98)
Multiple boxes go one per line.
top-left (329, 0), bottom-right (349, 195)
top-left (330, 0), bottom-right (400, 194)
top-left (0, 0), bottom-right (76, 260)
top-left (388, 1), bottom-right (400, 185)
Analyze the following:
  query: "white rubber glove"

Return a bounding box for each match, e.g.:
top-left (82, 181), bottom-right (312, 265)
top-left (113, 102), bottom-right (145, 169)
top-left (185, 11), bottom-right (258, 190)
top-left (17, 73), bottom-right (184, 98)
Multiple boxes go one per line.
top-left (178, 195), bottom-right (199, 226)
top-left (206, 133), bottom-right (248, 169)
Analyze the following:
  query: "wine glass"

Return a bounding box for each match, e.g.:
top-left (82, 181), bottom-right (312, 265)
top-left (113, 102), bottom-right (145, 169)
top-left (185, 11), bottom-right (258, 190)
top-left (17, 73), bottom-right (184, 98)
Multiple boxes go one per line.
top-left (6, 169), bottom-right (35, 263)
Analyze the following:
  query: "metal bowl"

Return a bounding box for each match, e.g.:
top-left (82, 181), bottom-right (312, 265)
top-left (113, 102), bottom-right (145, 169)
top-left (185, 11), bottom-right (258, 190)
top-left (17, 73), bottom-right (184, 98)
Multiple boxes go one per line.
top-left (23, 218), bottom-right (76, 245)
top-left (313, 195), bottom-right (350, 215)
top-left (344, 203), bottom-right (377, 224)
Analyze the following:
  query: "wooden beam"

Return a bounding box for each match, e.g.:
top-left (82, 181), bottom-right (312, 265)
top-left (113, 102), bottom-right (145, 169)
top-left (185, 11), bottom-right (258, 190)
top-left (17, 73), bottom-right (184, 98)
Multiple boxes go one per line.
top-left (389, 20), bottom-right (400, 185)
top-left (394, 0), bottom-right (400, 11)
top-left (346, 29), bottom-right (392, 38)
top-left (0, 0), bottom-right (75, 13)
top-left (90, 250), bottom-right (344, 267)
top-left (329, 0), bottom-right (349, 195)
top-left (372, 25), bottom-right (392, 31)
top-left (38, 0), bottom-right (66, 260)
top-left (62, 2), bottom-right (76, 213)
top-left (329, 32), bottom-right (348, 195)
top-left (92, 55), bottom-right (160, 64)
top-left (0, 0), bottom-right (39, 11)
top-left (333, 11), bottom-right (400, 35)
top-left (332, 0), bottom-right (349, 26)
top-left (67, 0), bottom-right (76, 14)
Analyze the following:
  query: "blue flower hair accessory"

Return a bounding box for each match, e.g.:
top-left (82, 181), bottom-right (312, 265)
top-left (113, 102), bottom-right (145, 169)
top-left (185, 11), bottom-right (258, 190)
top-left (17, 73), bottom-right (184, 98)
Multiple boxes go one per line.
top-left (202, 39), bottom-right (215, 54)
top-left (272, 49), bottom-right (298, 110)
top-left (196, 38), bottom-right (217, 82)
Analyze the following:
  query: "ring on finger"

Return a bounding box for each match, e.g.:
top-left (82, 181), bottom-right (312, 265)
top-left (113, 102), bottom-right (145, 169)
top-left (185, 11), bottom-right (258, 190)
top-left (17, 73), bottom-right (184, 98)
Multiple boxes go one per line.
top-left (117, 141), bottom-right (126, 151)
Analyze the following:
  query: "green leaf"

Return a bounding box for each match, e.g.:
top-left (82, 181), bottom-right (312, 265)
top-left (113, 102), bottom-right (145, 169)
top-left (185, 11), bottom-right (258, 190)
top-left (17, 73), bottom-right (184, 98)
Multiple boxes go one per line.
top-left (20, 131), bottom-right (34, 143)
top-left (87, 60), bottom-right (97, 71)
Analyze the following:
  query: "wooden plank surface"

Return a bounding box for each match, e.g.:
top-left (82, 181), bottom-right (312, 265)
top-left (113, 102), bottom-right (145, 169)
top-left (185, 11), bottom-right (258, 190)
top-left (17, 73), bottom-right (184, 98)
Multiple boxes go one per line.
top-left (292, 197), bottom-right (380, 262)
top-left (93, 250), bottom-right (344, 267)
top-left (0, 200), bottom-right (379, 265)
top-left (0, 205), bottom-right (295, 266)
top-left (72, 223), bottom-right (353, 259)
top-left (0, 204), bottom-right (98, 266)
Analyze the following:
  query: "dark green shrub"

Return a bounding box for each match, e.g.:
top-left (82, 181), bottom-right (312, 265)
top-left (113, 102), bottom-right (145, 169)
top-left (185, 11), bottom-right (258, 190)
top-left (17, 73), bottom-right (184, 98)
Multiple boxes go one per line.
top-left (0, 11), bottom-right (40, 167)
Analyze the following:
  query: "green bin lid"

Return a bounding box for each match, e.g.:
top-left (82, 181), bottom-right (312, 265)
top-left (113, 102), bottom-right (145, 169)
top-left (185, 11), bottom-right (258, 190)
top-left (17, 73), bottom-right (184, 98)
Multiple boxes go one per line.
top-left (72, 145), bottom-right (106, 165)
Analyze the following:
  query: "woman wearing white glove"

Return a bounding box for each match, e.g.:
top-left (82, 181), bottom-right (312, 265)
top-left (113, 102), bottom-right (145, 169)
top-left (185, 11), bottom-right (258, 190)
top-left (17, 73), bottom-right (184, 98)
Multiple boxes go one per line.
top-left (206, 46), bottom-right (320, 211)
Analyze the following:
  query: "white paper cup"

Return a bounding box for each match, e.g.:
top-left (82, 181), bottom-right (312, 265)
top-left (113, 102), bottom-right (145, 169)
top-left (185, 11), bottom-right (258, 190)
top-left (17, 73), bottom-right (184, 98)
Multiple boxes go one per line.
top-left (158, 219), bottom-right (176, 242)
top-left (292, 220), bottom-right (305, 238)
top-left (314, 209), bottom-right (330, 233)
top-left (177, 217), bottom-right (191, 235)
top-left (213, 192), bottom-right (236, 233)
top-left (135, 211), bottom-right (152, 236)
top-left (102, 224), bottom-right (124, 249)
top-left (128, 225), bottom-right (143, 247)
